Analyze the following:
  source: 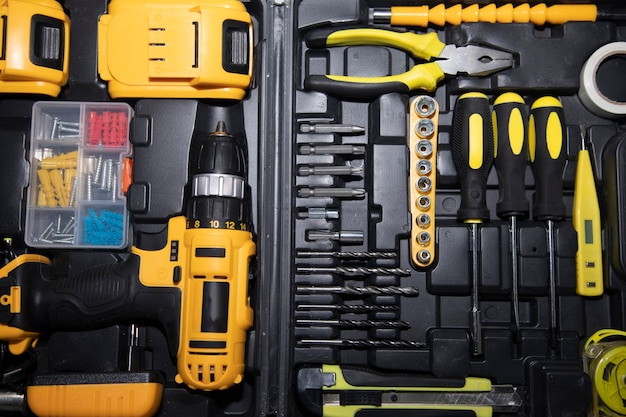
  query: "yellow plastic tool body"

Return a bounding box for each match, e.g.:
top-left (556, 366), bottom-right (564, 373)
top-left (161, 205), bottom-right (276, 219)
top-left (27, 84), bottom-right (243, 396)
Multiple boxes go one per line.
top-left (0, 0), bottom-right (69, 96)
top-left (135, 215), bottom-right (255, 391)
top-left (27, 380), bottom-right (163, 417)
top-left (388, 3), bottom-right (598, 27)
top-left (98, 0), bottom-right (253, 99)
top-left (324, 30), bottom-right (446, 92)
top-left (0, 254), bottom-right (48, 355)
top-left (573, 147), bottom-right (604, 296)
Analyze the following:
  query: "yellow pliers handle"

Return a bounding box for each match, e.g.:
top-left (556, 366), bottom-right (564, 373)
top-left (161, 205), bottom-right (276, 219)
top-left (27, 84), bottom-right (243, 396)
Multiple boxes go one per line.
top-left (304, 28), bottom-right (447, 98)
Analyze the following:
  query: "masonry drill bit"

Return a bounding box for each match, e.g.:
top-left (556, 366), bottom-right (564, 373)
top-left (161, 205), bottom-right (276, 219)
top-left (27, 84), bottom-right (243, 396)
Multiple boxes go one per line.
top-left (296, 251), bottom-right (397, 259)
top-left (296, 304), bottom-right (400, 313)
top-left (296, 319), bottom-right (411, 329)
top-left (299, 144), bottom-right (366, 155)
top-left (297, 266), bottom-right (411, 276)
top-left (298, 339), bottom-right (426, 349)
top-left (298, 187), bottom-right (366, 199)
top-left (296, 285), bottom-right (419, 297)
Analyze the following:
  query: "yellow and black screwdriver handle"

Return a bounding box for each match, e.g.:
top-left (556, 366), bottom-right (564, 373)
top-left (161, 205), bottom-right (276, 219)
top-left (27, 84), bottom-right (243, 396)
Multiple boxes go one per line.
top-left (0, 122), bottom-right (255, 392)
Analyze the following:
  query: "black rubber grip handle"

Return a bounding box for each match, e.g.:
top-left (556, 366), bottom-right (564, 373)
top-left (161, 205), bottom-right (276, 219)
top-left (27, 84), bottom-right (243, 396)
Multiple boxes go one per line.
top-left (304, 75), bottom-right (409, 100)
top-left (0, 255), bottom-right (181, 355)
top-left (452, 92), bottom-right (494, 222)
top-left (529, 96), bottom-right (567, 221)
top-left (493, 93), bottom-right (530, 219)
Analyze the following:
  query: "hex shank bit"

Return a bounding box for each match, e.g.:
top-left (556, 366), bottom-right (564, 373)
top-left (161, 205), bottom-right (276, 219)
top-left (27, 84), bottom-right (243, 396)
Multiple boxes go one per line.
top-left (299, 144), bottom-right (366, 155)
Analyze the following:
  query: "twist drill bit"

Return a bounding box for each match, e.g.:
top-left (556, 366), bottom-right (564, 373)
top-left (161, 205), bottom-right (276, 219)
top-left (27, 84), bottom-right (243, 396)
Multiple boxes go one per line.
top-left (296, 251), bottom-right (397, 259)
top-left (296, 319), bottom-right (411, 329)
top-left (296, 285), bottom-right (420, 297)
top-left (298, 339), bottom-right (426, 349)
top-left (296, 304), bottom-right (400, 313)
top-left (297, 266), bottom-right (411, 276)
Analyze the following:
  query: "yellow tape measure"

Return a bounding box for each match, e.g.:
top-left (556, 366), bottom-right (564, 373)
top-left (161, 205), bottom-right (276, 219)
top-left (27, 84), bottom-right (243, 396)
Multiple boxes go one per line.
top-left (584, 329), bottom-right (626, 415)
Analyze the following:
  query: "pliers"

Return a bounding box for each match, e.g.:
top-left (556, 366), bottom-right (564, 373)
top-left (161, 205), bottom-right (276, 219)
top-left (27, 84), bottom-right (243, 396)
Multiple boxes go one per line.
top-left (303, 27), bottom-right (515, 98)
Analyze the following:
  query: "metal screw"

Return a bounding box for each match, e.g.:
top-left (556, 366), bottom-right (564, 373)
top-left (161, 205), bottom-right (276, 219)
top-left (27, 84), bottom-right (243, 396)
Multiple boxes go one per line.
top-left (93, 155), bottom-right (103, 185)
top-left (86, 173), bottom-right (93, 201)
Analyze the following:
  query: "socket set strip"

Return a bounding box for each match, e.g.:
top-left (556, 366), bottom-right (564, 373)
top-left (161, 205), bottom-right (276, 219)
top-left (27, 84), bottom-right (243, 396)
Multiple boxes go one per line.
top-left (408, 96), bottom-right (438, 269)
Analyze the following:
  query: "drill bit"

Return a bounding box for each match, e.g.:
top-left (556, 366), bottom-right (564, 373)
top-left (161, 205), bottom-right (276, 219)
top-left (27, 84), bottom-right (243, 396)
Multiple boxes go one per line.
top-left (296, 319), bottom-right (410, 329)
top-left (296, 285), bottom-right (419, 297)
top-left (296, 250), bottom-right (397, 259)
top-left (296, 304), bottom-right (400, 313)
top-left (297, 266), bottom-right (411, 276)
top-left (298, 339), bottom-right (426, 349)
top-left (298, 187), bottom-right (366, 199)
top-left (298, 165), bottom-right (364, 177)
top-left (299, 144), bottom-right (366, 155)
top-left (300, 123), bottom-right (365, 134)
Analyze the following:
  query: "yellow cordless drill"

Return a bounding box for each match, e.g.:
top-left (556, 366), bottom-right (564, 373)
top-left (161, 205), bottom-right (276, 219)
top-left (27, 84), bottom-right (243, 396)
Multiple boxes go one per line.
top-left (0, 121), bottom-right (255, 392)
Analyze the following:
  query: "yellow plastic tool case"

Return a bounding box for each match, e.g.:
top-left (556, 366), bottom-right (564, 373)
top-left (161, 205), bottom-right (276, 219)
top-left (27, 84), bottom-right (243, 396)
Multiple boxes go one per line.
top-left (0, 1), bottom-right (625, 417)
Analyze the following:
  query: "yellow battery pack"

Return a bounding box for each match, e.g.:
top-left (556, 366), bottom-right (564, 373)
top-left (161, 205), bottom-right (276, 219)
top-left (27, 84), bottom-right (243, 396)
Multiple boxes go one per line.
top-left (0, 0), bottom-right (70, 96)
top-left (98, 0), bottom-right (253, 99)
top-left (27, 372), bottom-right (164, 417)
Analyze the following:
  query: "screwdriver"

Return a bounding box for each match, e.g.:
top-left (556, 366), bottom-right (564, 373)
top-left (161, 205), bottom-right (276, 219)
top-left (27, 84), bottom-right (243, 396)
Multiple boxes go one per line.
top-left (573, 130), bottom-right (603, 297)
top-left (492, 93), bottom-right (529, 343)
top-left (452, 92), bottom-right (494, 357)
top-left (529, 96), bottom-right (567, 349)
top-left (370, 3), bottom-right (626, 27)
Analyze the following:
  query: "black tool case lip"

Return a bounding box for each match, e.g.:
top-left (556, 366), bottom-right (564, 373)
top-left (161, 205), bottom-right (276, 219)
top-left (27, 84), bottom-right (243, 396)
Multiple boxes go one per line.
top-left (1, 0), bottom-right (626, 416)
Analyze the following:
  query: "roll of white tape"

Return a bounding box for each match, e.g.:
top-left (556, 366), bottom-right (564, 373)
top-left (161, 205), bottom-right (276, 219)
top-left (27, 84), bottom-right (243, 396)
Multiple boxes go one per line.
top-left (579, 42), bottom-right (626, 119)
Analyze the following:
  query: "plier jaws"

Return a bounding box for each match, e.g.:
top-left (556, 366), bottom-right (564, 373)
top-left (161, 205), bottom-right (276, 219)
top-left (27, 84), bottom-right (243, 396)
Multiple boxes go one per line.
top-left (437, 44), bottom-right (514, 77)
top-left (303, 27), bottom-right (514, 99)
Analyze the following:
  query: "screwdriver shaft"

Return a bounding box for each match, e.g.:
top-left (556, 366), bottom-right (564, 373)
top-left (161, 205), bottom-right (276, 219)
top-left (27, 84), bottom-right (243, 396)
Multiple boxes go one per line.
top-left (297, 266), bottom-right (411, 276)
top-left (296, 285), bottom-right (420, 297)
top-left (298, 339), bottom-right (426, 349)
top-left (296, 304), bottom-right (400, 313)
top-left (296, 250), bottom-right (397, 259)
top-left (469, 223), bottom-right (482, 357)
top-left (510, 215), bottom-right (521, 343)
top-left (296, 319), bottom-right (410, 329)
top-left (548, 219), bottom-right (558, 348)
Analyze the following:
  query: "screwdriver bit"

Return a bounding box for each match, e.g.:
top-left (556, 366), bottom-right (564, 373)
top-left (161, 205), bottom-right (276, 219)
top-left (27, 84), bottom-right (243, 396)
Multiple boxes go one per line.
top-left (299, 144), bottom-right (366, 155)
top-left (299, 207), bottom-right (340, 220)
top-left (298, 339), bottom-right (426, 349)
top-left (298, 187), bottom-right (366, 198)
top-left (296, 304), bottom-right (400, 313)
top-left (306, 230), bottom-right (364, 244)
top-left (300, 123), bottom-right (365, 134)
top-left (297, 266), bottom-right (411, 276)
top-left (296, 251), bottom-right (397, 259)
top-left (296, 319), bottom-right (410, 329)
top-left (298, 165), bottom-right (364, 176)
top-left (296, 285), bottom-right (419, 297)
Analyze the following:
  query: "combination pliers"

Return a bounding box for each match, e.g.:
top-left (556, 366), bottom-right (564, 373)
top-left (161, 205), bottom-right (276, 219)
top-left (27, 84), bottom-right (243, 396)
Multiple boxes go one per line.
top-left (303, 27), bottom-right (515, 98)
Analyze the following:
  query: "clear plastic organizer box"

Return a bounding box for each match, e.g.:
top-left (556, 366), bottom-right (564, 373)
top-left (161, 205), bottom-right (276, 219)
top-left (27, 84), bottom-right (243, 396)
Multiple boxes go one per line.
top-left (25, 102), bottom-right (133, 249)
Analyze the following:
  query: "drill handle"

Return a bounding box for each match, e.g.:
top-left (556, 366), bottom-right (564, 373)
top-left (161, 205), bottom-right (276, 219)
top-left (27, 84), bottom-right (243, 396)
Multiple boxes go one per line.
top-left (0, 254), bottom-right (181, 356)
